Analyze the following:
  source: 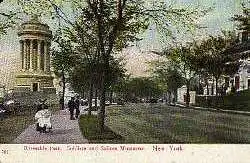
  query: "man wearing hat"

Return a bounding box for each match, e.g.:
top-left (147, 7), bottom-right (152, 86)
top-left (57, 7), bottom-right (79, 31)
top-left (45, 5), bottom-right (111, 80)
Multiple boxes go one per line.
top-left (75, 96), bottom-right (80, 119)
top-left (68, 97), bottom-right (76, 120)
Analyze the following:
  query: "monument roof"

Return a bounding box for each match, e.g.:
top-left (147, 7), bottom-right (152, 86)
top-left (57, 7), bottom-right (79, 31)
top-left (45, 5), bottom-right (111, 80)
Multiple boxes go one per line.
top-left (18, 16), bottom-right (52, 38)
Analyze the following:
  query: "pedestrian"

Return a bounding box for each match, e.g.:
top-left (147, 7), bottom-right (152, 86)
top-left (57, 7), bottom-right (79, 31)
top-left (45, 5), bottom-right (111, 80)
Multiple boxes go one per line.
top-left (68, 97), bottom-right (76, 120)
top-left (59, 97), bottom-right (64, 110)
top-left (173, 97), bottom-right (176, 106)
top-left (75, 96), bottom-right (80, 119)
top-left (0, 102), bottom-right (5, 121)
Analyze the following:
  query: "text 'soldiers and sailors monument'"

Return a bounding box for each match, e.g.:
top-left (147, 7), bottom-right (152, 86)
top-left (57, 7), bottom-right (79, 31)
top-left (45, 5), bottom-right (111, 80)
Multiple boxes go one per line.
top-left (14, 16), bottom-right (55, 93)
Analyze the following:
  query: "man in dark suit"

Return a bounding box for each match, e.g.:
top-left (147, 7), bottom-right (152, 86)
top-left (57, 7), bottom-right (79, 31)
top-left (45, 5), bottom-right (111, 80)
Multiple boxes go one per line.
top-left (68, 97), bottom-right (76, 120)
top-left (75, 96), bottom-right (80, 119)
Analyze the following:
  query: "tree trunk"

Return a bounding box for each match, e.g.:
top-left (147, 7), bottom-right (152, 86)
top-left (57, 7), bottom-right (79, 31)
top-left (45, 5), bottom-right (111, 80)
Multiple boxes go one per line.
top-left (186, 80), bottom-right (190, 107)
top-left (206, 79), bottom-right (209, 95)
top-left (215, 77), bottom-right (219, 96)
top-left (95, 88), bottom-right (98, 107)
top-left (212, 77), bottom-right (214, 95)
top-left (88, 81), bottom-right (93, 116)
top-left (174, 89), bottom-right (177, 104)
top-left (99, 71), bottom-right (106, 132)
top-left (95, 0), bottom-right (123, 132)
top-left (62, 72), bottom-right (66, 110)
top-left (109, 91), bottom-right (113, 104)
top-left (168, 91), bottom-right (171, 105)
top-left (81, 89), bottom-right (85, 99)
top-left (164, 92), bottom-right (167, 104)
top-left (198, 75), bottom-right (201, 94)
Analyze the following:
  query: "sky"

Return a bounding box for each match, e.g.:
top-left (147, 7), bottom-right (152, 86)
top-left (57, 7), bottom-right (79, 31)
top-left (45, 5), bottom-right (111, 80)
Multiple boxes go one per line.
top-left (0, 0), bottom-right (245, 52)
top-left (121, 0), bottom-right (245, 77)
top-left (0, 0), bottom-right (247, 88)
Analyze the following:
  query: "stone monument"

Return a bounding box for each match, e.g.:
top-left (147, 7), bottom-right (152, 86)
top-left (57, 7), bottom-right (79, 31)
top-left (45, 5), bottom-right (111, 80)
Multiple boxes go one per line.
top-left (14, 16), bottom-right (56, 94)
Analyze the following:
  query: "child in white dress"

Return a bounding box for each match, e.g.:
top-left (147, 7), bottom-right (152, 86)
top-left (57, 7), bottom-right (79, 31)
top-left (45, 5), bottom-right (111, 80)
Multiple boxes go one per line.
top-left (35, 99), bottom-right (52, 133)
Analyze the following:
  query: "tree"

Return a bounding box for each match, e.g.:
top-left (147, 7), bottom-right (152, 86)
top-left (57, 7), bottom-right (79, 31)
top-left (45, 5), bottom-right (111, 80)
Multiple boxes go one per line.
top-left (149, 59), bottom-right (185, 103)
top-left (120, 77), bottom-right (163, 102)
top-left (197, 32), bottom-right (241, 96)
top-left (228, 3), bottom-right (250, 56)
top-left (153, 41), bottom-right (212, 106)
top-left (111, 74), bottom-right (130, 101)
top-left (166, 45), bottom-right (197, 106)
top-left (232, 3), bottom-right (250, 34)
top-left (0, 1), bottom-right (18, 36)
top-left (51, 31), bottom-right (76, 110)
top-left (68, 59), bottom-right (96, 115)
top-left (68, 55), bottom-right (125, 115)
top-left (105, 57), bottom-right (126, 103)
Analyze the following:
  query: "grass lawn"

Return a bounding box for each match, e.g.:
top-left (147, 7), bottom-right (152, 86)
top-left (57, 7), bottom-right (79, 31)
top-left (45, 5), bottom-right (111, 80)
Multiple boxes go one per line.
top-left (0, 104), bottom-right (59, 143)
top-left (105, 103), bottom-right (250, 143)
top-left (0, 110), bottom-right (35, 143)
top-left (79, 114), bottom-right (123, 143)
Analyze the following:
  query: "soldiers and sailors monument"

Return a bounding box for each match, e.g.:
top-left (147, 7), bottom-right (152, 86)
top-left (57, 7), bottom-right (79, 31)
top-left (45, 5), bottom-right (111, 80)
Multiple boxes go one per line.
top-left (14, 15), bottom-right (56, 94)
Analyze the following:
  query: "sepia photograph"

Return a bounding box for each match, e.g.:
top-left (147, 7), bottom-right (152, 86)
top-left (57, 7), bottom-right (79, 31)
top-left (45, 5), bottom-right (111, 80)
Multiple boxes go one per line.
top-left (0, 0), bottom-right (250, 162)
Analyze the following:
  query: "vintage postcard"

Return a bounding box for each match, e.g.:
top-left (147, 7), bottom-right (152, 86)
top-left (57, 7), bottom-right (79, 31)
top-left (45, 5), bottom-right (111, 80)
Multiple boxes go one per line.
top-left (0, 0), bottom-right (250, 162)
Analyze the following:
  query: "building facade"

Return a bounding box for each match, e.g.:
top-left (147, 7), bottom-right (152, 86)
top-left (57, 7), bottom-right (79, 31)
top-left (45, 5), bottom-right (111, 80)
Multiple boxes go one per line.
top-left (225, 31), bottom-right (250, 93)
top-left (203, 31), bottom-right (250, 95)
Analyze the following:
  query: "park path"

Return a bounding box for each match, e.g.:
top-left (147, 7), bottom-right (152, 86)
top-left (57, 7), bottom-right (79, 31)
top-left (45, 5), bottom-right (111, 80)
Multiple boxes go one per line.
top-left (13, 109), bottom-right (89, 144)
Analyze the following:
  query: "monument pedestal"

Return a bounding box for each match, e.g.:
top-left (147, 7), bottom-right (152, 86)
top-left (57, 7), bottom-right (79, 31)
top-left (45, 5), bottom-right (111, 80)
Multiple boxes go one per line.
top-left (14, 71), bottom-right (56, 94)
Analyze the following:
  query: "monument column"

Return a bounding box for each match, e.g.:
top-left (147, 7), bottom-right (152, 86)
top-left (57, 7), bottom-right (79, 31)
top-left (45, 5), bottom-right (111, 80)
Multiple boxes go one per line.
top-left (44, 41), bottom-right (48, 73)
top-left (23, 40), bottom-right (27, 70)
top-left (37, 40), bottom-right (41, 71)
top-left (29, 39), bottom-right (33, 71)
top-left (20, 40), bottom-right (24, 70)
top-left (46, 42), bottom-right (50, 73)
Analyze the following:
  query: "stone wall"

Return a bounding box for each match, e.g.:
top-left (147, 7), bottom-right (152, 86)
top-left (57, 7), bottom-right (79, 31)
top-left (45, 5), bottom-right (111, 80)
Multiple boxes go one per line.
top-left (10, 91), bottom-right (59, 108)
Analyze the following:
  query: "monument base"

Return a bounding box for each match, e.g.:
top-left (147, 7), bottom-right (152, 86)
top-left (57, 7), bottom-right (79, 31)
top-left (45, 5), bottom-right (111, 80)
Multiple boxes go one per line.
top-left (15, 71), bottom-right (55, 92)
top-left (13, 71), bottom-right (58, 107)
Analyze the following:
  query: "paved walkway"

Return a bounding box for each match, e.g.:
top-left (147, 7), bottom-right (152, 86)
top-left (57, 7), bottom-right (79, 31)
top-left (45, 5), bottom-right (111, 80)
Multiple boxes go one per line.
top-left (13, 109), bottom-right (89, 144)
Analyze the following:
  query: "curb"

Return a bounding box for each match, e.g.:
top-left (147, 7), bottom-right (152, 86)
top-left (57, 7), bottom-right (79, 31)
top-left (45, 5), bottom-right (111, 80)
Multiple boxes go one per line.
top-left (175, 103), bottom-right (250, 116)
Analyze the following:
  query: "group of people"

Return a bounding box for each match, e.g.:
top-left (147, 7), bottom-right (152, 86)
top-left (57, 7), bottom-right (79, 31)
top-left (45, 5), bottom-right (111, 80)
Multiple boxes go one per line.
top-left (34, 96), bottom-right (82, 134)
top-left (68, 96), bottom-right (80, 120)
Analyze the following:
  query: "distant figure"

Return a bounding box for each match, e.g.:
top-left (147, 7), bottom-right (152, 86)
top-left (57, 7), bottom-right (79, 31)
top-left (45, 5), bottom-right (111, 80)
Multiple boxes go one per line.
top-left (59, 97), bottom-right (64, 110)
top-left (68, 97), bottom-right (76, 120)
top-left (75, 96), bottom-right (80, 119)
top-left (0, 103), bottom-right (5, 121)
top-left (172, 97), bottom-right (176, 106)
